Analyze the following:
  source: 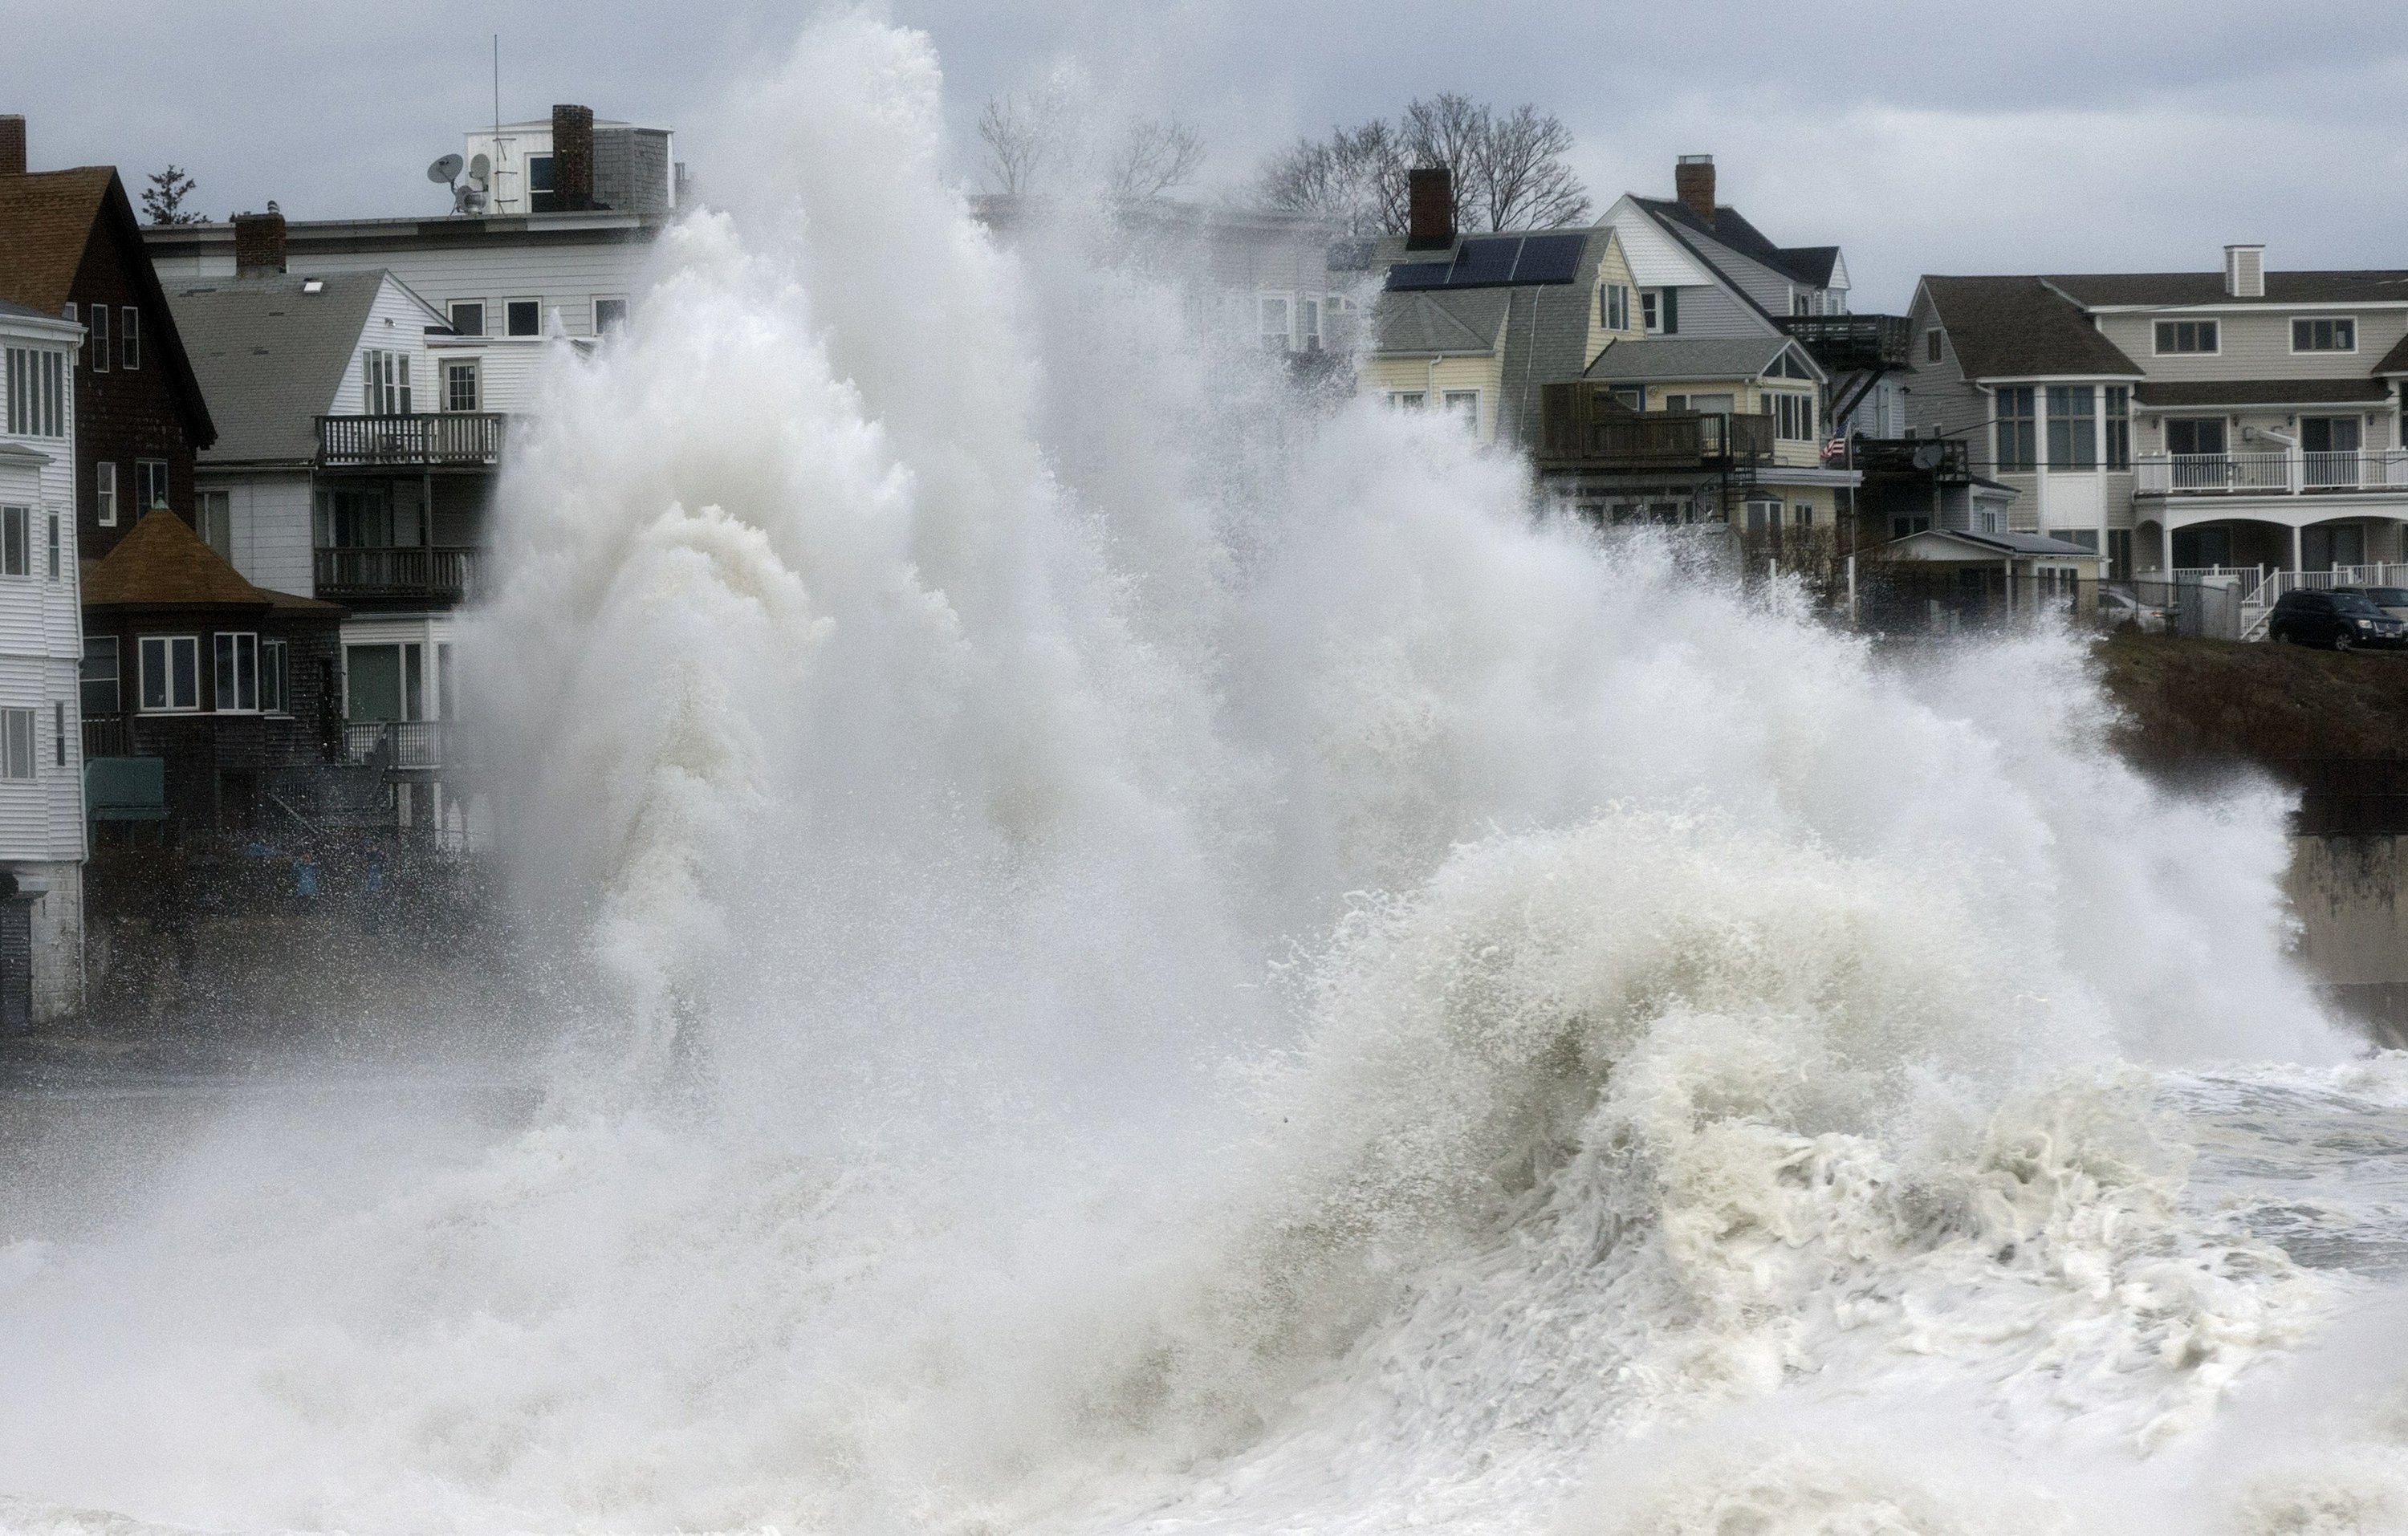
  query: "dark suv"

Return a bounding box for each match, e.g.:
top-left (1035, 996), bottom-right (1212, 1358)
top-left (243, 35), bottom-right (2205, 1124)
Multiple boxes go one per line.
top-left (2268, 588), bottom-right (2408, 651)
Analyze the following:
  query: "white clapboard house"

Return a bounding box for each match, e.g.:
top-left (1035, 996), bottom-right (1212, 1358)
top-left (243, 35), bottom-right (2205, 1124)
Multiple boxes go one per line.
top-left (0, 298), bottom-right (88, 1024)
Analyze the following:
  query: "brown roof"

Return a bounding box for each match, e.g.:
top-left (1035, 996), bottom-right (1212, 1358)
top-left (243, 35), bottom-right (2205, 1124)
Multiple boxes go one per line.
top-left (0, 167), bottom-right (111, 314)
top-left (1920, 276), bottom-right (2143, 380)
top-left (2134, 379), bottom-right (2395, 408)
top-left (83, 507), bottom-right (283, 610)
top-left (0, 167), bottom-right (216, 448)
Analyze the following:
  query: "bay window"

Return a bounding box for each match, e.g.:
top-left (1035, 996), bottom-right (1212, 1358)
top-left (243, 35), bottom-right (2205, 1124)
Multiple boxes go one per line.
top-left (1994, 387), bottom-right (2036, 470)
top-left (2045, 385), bottom-right (2097, 469)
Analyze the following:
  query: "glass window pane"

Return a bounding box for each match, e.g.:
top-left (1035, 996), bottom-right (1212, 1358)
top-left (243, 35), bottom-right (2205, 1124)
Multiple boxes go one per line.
top-left (173, 636), bottom-right (197, 709)
top-left (140, 638), bottom-right (166, 710)
top-left (347, 644), bottom-right (403, 721)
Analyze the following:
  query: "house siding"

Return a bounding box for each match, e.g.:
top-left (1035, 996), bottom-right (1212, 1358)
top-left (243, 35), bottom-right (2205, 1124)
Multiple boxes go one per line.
top-left (202, 469), bottom-right (315, 597)
top-left (71, 226), bottom-right (200, 559)
top-left (2098, 308), bottom-right (2408, 384)
top-left (1364, 354), bottom-right (1507, 441)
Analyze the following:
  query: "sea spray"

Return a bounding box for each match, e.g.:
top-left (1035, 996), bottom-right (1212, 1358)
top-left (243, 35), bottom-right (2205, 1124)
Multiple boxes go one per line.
top-left (0, 14), bottom-right (2388, 1536)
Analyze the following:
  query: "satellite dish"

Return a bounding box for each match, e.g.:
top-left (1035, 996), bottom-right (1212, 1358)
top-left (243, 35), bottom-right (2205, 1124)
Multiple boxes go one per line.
top-left (466, 152), bottom-right (490, 189)
top-left (1911, 443), bottom-right (1944, 470)
top-left (428, 153), bottom-right (466, 185)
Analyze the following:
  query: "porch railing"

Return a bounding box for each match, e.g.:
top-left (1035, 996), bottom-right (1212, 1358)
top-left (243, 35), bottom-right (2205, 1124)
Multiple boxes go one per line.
top-left (314, 547), bottom-right (482, 600)
top-left (341, 720), bottom-right (475, 770)
top-left (2137, 450), bottom-right (2408, 495)
top-left (315, 412), bottom-right (507, 468)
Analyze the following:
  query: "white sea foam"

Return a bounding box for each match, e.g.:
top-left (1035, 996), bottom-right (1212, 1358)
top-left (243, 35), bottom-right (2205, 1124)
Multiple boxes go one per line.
top-left (0, 14), bottom-right (2395, 1536)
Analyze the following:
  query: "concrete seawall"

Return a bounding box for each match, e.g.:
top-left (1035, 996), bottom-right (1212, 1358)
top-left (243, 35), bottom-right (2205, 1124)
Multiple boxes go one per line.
top-left (2288, 834), bottom-right (2408, 1048)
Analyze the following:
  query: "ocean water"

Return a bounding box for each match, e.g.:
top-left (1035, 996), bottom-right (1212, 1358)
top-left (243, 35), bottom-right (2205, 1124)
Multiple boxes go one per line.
top-left (2, 17), bottom-right (2404, 1534)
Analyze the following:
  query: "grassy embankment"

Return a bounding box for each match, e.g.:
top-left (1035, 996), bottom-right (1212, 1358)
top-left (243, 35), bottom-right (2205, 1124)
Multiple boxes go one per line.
top-left (2094, 632), bottom-right (2408, 779)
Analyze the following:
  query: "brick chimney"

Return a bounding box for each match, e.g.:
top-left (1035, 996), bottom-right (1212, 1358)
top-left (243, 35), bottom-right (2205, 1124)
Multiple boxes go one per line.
top-left (0, 116), bottom-right (25, 177)
top-left (234, 205), bottom-right (287, 274)
top-left (1675, 154), bottom-right (1716, 221)
top-left (1407, 167), bottom-right (1454, 250)
top-left (551, 104), bottom-right (595, 212)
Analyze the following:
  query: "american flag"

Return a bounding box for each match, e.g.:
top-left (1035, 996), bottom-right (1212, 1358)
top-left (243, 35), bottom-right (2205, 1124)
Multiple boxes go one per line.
top-left (1821, 438), bottom-right (1849, 461)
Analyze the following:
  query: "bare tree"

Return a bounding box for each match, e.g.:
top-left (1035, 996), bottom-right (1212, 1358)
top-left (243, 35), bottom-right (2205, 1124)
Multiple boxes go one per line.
top-left (1254, 96), bottom-right (1588, 233)
top-left (1469, 104), bottom-right (1591, 231)
top-left (1104, 119), bottom-right (1206, 201)
top-left (1254, 120), bottom-right (1405, 234)
top-left (141, 165), bottom-right (204, 226)
top-left (978, 88), bottom-right (1068, 196)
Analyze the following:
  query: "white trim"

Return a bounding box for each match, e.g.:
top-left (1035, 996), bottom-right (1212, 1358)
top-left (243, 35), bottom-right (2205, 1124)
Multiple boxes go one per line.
top-left (2152, 318), bottom-right (2221, 357)
top-left (2288, 315), bottom-right (2360, 355)
top-left (136, 634), bottom-right (201, 713)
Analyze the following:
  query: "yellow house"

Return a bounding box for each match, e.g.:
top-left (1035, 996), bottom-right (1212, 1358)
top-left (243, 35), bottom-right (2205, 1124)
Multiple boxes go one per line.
top-left (1353, 224), bottom-right (1643, 445)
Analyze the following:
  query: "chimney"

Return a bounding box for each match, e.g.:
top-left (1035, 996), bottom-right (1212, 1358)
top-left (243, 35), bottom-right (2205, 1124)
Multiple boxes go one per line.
top-left (2225, 243), bottom-right (2265, 299)
top-left (234, 205), bottom-right (287, 274)
top-left (1406, 167), bottom-right (1454, 250)
top-left (551, 104), bottom-right (595, 212)
top-left (0, 116), bottom-right (25, 177)
top-left (1675, 154), bottom-right (1716, 222)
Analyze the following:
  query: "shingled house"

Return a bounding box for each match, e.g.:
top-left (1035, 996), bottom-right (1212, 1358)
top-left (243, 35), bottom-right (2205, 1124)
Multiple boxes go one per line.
top-left (80, 509), bottom-right (344, 834)
top-left (0, 116), bottom-right (216, 561)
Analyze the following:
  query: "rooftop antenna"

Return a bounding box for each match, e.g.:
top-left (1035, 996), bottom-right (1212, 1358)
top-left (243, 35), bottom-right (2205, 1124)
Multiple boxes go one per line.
top-left (492, 35), bottom-right (500, 144)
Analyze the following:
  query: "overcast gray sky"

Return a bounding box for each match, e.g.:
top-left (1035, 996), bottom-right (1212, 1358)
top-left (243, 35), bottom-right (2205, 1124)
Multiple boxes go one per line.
top-left (6, 0), bottom-right (2403, 310)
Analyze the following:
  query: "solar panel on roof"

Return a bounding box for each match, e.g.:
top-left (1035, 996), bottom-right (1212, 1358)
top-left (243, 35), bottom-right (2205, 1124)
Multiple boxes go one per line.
top-left (1450, 237), bottom-right (1522, 286)
top-left (1385, 262), bottom-right (1451, 291)
top-left (1510, 233), bottom-right (1584, 284)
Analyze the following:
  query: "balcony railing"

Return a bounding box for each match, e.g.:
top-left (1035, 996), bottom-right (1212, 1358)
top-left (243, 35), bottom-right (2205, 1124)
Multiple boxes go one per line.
top-left (1775, 315), bottom-right (1912, 372)
top-left (2136, 450), bottom-right (2408, 496)
top-left (315, 412), bottom-right (507, 468)
top-left (315, 547), bottom-right (482, 600)
top-left (342, 720), bottom-right (477, 771)
top-left (1539, 383), bottom-right (1778, 469)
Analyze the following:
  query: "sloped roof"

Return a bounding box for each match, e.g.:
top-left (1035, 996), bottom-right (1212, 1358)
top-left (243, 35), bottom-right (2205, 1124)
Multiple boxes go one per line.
top-left (169, 273), bottom-right (389, 463)
top-left (1884, 527), bottom-right (2101, 561)
top-left (1920, 276), bottom-right (2142, 379)
top-left (1581, 335), bottom-right (1812, 384)
top-left (0, 167), bottom-right (217, 447)
top-left (2377, 331), bottom-right (2408, 375)
top-left (1631, 197), bottom-right (1835, 288)
top-left (1372, 287), bottom-right (1510, 354)
top-left (2046, 270), bottom-right (2408, 307)
top-left (2135, 378), bottom-right (2394, 408)
top-left (83, 507), bottom-right (283, 610)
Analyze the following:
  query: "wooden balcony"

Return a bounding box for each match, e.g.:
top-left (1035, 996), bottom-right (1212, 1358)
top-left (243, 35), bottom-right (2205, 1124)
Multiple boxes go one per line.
top-left (1775, 315), bottom-right (1912, 372)
top-left (315, 412), bottom-right (507, 469)
top-left (315, 547), bottom-right (483, 602)
top-left (1538, 382), bottom-right (1775, 469)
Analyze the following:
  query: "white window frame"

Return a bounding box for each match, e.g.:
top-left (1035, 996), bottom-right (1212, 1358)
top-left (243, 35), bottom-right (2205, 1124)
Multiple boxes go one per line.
top-left (593, 296), bottom-right (629, 335)
top-left (504, 298), bottom-right (543, 338)
top-left (1603, 283), bottom-right (1630, 331)
top-left (1258, 293), bottom-right (1293, 352)
top-left (88, 303), bottom-right (109, 374)
top-left (82, 636), bottom-right (120, 717)
top-left (5, 347), bottom-right (66, 437)
top-left (2153, 319), bottom-right (2219, 356)
top-left (261, 638), bottom-right (289, 716)
top-left (1641, 291), bottom-right (1662, 333)
top-left (362, 349), bottom-right (412, 415)
top-left (0, 709), bottom-right (33, 780)
top-left (214, 631), bottom-right (260, 713)
top-left (139, 634), bottom-right (201, 713)
top-left (135, 458), bottom-right (169, 514)
top-left (96, 461), bottom-right (117, 526)
top-left (1441, 390), bottom-right (1480, 433)
top-left (447, 299), bottom-right (487, 337)
top-left (2291, 316), bottom-right (2357, 354)
top-left (1387, 390), bottom-right (1426, 410)
top-left (443, 359), bottom-right (481, 412)
top-left (120, 305), bottom-right (140, 370)
top-left (1296, 297), bottom-right (1321, 354)
top-left (51, 700), bottom-right (65, 769)
top-left (45, 510), bottom-right (59, 581)
top-left (0, 506), bottom-right (26, 578)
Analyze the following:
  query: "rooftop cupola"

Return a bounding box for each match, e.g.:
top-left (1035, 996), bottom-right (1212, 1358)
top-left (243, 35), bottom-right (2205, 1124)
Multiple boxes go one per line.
top-left (2225, 243), bottom-right (2265, 299)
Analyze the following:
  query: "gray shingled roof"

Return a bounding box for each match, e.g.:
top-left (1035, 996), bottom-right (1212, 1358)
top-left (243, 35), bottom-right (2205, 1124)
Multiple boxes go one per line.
top-left (1631, 197), bottom-right (1837, 290)
top-left (0, 298), bottom-right (59, 322)
top-left (1372, 288), bottom-right (1509, 354)
top-left (2047, 271), bottom-right (2408, 307)
top-left (167, 272), bottom-right (390, 464)
top-left (2377, 331), bottom-right (2408, 375)
top-left (1920, 276), bottom-right (2142, 380)
top-left (2134, 378), bottom-right (2394, 408)
top-left (1580, 335), bottom-right (1808, 384)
